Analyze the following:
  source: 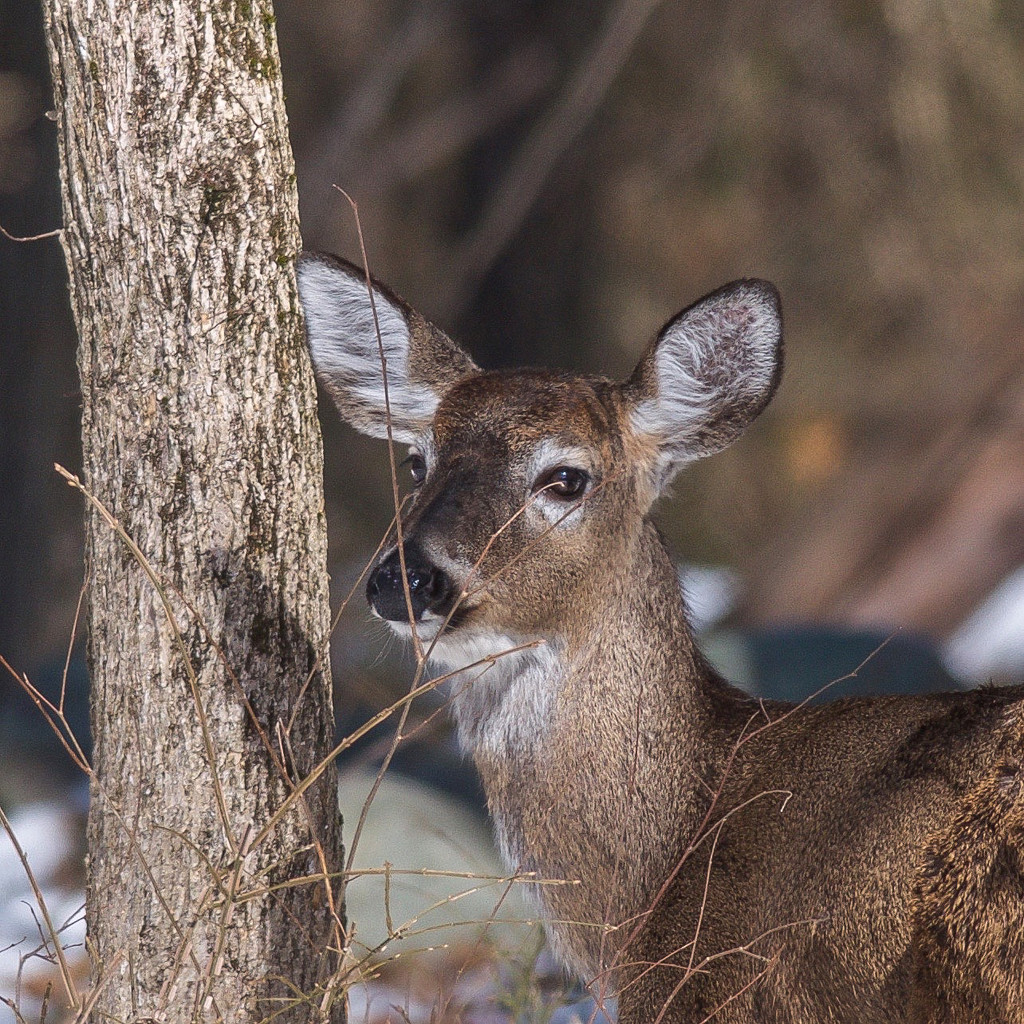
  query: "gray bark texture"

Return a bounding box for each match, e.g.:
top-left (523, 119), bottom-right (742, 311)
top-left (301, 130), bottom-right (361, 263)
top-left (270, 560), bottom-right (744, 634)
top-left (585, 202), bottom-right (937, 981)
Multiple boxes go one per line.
top-left (43, 0), bottom-right (346, 1019)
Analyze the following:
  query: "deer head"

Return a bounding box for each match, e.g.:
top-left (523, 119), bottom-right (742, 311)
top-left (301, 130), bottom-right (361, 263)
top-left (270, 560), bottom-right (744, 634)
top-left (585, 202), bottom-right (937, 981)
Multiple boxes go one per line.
top-left (296, 253), bottom-right (782, 672)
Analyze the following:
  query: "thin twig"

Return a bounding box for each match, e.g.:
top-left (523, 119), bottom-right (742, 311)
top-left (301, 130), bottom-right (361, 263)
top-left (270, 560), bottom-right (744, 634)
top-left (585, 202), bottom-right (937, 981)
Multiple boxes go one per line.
top-left (0, 222), bottom-right (62, 242)
top-left (72, 949), bottom-right (126, 1024)
top-left (1, 655), bottom-right (90, 774)
top-left (248, 640), bottom-right (539, 851)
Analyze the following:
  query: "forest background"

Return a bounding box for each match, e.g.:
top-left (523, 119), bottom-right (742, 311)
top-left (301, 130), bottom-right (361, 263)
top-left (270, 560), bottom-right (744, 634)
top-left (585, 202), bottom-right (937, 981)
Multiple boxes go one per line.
top-left (5, 0), bottom-right (1024, 716)
top-left (2, 0), bottom-right (1024, 1018)
top-left (2, 0), bottom-right (1024, 987)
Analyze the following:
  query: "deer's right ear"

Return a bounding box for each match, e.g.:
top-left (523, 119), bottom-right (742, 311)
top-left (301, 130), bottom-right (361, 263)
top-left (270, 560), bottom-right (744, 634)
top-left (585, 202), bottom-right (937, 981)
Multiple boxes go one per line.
top-left (296, 253), bottom-right (478, 443)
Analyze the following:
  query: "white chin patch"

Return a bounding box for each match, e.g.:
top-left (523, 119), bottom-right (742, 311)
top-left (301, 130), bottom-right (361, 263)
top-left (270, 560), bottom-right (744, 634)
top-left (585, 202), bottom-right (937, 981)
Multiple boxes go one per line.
top-left (428, 631), bottom-right (527, 672)
top-left (386, 616), bottom-right (562, 759)
top-left (385, 619), bottom-right (526, 672)
top-left (386, 614), bottom-right (445, 645)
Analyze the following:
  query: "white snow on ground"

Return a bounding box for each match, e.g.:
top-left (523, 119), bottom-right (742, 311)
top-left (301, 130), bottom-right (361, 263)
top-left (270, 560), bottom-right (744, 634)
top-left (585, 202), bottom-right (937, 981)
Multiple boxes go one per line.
top-left (1, 789), bottom-right (612, 1023)
top-left (944, 563), bottom-right (1024, 684)
top-left (337, 766), bottom-right (533, 961)
top-left (0, 800), bottom-right (86, 1024)
top-left (679, 565), bottom-right (739, 634)
top-left (0, 802), bottom-right (78, 895)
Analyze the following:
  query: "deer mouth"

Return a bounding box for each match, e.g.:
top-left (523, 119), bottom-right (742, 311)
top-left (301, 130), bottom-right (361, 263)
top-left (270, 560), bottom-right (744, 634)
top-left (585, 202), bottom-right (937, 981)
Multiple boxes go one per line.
top-left (379, 600), bottom-right (473, 641)
top-left (409, 622), bottom-right (532, 675)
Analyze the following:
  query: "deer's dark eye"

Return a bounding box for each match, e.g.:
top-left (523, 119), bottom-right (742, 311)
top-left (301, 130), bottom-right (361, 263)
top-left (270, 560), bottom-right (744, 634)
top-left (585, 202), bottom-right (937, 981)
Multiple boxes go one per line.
top-left (403, 453), bottom-right (427, 486)
top-left (534, 466), bottom-right (590, 500)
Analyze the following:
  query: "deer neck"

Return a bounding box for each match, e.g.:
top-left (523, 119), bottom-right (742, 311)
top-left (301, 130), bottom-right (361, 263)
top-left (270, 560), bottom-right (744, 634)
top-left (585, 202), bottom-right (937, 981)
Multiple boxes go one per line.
top-left (440, 520), bottom-right (741, 974)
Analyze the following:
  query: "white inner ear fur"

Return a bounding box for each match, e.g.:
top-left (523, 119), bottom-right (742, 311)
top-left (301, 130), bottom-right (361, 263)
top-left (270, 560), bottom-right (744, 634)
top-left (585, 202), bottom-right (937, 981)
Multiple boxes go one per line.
top-left (297, 260), bottom-right (441, 442)
top-left (630, 281), bottom-right (780, 478)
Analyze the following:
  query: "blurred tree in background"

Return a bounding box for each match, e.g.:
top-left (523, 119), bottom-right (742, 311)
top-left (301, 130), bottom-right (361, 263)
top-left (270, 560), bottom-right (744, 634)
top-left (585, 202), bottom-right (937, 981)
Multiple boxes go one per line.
top-left (2, 0), bottom-right (1023, 728)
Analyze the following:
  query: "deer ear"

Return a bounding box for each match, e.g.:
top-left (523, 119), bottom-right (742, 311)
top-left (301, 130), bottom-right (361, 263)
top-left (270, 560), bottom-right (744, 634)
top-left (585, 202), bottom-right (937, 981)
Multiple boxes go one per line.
top-left (625, 279), bottom-right (782, 488)
top-left (296, 253), bottom-right (478, 443)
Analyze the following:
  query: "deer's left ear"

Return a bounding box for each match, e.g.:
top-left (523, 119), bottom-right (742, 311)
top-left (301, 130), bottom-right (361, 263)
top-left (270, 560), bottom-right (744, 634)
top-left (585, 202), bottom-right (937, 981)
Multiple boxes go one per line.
top-left (297, 253), bottom-right (479, 443)
top-left (624, 278), bottom-right (782, 489)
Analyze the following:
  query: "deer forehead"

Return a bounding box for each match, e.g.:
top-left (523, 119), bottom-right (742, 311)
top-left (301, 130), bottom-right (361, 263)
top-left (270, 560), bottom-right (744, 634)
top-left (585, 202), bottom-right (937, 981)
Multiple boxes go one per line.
top-left (430, 370), bottom-right (626, 463)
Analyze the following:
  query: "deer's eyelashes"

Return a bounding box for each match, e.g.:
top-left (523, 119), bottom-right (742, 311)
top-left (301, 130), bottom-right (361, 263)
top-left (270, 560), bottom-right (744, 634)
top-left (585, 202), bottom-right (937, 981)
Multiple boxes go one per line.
top-left (532, 466), bottom-right (591, 501)
top-left (402, 452), bottom-right (427, 486)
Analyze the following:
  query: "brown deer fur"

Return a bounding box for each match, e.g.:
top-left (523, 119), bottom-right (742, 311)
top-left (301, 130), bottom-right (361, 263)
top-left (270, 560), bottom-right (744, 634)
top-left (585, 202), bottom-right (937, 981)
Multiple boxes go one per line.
top-left (297, 252), bottom-right (1024, 1024)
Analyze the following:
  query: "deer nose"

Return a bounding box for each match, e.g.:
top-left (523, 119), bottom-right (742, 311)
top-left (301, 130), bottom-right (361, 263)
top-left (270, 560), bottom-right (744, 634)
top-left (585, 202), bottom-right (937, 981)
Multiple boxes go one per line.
top-left (366, 545), bottom-right (454, 622)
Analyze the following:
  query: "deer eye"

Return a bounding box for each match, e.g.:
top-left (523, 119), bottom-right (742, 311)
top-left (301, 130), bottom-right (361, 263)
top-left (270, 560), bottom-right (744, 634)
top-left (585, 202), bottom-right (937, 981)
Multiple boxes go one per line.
top-left (402, 453), bottom-right (427, 486)
top-left (533, 466), bottom-right (590, 500)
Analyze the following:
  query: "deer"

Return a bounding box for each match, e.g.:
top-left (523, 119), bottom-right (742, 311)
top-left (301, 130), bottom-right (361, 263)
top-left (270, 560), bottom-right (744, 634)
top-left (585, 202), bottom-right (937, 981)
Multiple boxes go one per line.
top-left (296, 251), bottom-right (1024, 1024)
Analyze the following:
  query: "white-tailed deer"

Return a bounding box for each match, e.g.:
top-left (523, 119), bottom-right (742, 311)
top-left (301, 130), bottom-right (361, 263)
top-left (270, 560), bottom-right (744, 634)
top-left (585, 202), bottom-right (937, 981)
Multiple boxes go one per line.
top-left (297, 252), bottom-right (1024, 1024)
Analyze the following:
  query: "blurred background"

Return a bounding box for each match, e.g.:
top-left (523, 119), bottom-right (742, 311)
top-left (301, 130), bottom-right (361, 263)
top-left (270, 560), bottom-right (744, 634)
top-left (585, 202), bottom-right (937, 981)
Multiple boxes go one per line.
top-left (2, 0), bottom-right (1023, 1019)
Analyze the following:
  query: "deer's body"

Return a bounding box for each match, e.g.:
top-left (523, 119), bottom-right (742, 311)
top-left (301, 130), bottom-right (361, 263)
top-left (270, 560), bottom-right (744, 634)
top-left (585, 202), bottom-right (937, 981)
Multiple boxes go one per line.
top-left (298, 253), bottom-right (1024, 1023)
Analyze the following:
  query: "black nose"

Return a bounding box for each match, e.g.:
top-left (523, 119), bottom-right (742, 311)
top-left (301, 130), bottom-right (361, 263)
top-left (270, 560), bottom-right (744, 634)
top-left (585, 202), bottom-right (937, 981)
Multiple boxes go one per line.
top-left (366, 544), bottom-right (454, 622)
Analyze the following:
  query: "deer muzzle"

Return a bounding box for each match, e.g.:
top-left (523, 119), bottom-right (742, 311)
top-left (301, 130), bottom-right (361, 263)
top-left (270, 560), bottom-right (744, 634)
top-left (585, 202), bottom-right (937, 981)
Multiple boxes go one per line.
top-left (366, 543), bottom-right (455, 623)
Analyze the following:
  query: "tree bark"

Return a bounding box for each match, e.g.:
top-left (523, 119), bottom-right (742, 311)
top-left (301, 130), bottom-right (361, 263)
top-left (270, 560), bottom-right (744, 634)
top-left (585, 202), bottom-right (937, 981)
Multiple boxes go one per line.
top-left (43, 0), bottom-right (345, 1019)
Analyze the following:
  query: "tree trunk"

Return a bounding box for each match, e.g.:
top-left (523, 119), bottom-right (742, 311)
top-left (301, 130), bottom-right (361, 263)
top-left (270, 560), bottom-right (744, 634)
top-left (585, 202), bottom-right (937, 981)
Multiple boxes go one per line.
top-left (43, 0), bottom-right (345, 1019)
